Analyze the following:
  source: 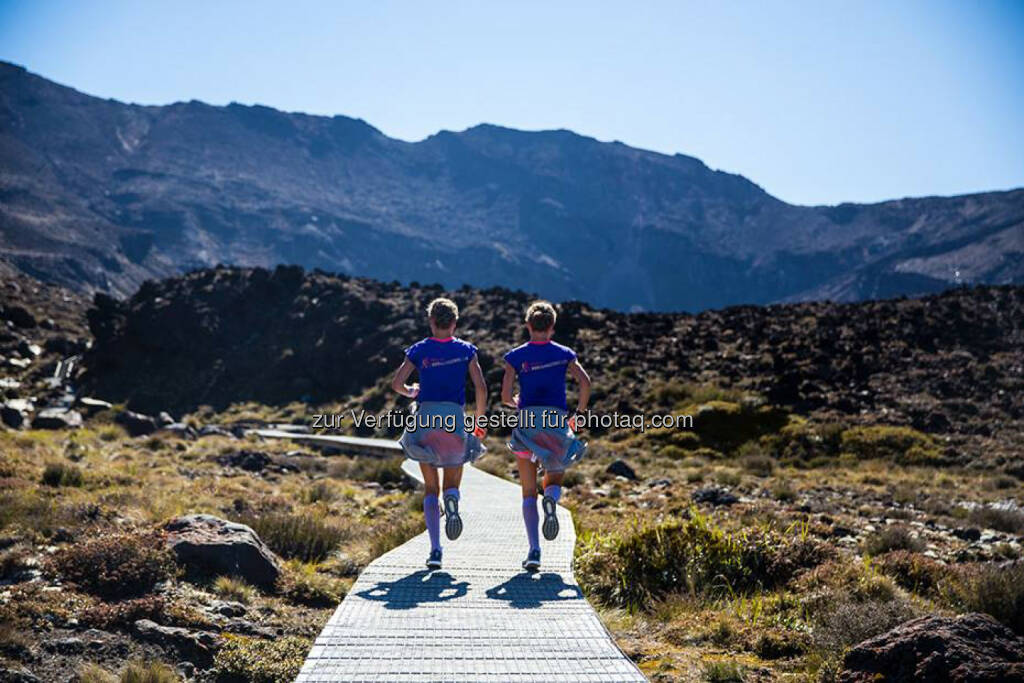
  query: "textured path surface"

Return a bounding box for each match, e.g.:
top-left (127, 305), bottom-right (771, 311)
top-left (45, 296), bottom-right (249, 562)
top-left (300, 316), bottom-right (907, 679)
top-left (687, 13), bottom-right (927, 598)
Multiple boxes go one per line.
top-left (290, 443), bottom-right (646, 682)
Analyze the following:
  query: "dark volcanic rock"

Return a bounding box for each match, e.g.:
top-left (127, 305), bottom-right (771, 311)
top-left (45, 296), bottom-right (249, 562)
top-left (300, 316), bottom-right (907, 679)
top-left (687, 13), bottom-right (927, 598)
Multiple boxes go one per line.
top-left (217, 450), bottom-right (271, 472)
top-left (164, 514), bottom-right (281, 589)
top-left (115, 409), bottom-right (160, 436)
top-left (692, 486), bottom-right (740, 506)
top-left (78, 267), bottom-right (1024, 435)
top-left (132, 619), bottom-right (220, 667)
top-left (30, 407), bottom-right (82, 430)
top-left (2, 304), bottom-right (36, 329)
top-left (606, 459), bottom-right (638, 480)
top-left (838, 613), bottom-right (1024, 683)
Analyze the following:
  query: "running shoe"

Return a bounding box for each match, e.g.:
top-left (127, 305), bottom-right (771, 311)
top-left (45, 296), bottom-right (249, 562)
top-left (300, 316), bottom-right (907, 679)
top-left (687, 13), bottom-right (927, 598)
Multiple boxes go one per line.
top-left (541, 494), bottom-right (559, 540)
top-left (426, 548), bottom-right (442, 570)
top-left (443, 493), bottom-right (463, 540)
top-left (522, 548), bottom-right (541, 572)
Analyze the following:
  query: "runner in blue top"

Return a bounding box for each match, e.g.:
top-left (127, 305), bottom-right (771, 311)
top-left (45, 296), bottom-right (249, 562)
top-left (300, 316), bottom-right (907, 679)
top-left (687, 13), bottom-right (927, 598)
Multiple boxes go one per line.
top-left (501, 301), bottom-right (591, 571)
top-left (392, 297), bottom-right (487, 570)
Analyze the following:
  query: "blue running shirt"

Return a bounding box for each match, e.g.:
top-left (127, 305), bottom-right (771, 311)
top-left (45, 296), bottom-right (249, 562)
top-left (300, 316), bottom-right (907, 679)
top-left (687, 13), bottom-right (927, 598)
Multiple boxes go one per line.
top-left (405, 337), bottom-right (477, 405)
top-left (503, 341), bottom-right (577, 411)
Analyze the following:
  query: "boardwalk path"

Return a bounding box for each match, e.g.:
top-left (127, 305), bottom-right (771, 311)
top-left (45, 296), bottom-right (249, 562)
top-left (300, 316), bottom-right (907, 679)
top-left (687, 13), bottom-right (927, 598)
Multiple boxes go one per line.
top-left (253, 431), bottom-right (646, 682)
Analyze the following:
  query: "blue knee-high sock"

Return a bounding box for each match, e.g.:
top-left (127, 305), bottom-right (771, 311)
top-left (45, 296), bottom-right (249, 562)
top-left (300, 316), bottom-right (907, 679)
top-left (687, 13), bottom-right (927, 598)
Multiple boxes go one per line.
top-left (544, 485), bottom-right (562, 503)
top-left (443, 487), bottom-right (460, 501)
top-left (424, 494), bottom-right (441, 552)
top-left (522, 496), bottom-right (540, 552)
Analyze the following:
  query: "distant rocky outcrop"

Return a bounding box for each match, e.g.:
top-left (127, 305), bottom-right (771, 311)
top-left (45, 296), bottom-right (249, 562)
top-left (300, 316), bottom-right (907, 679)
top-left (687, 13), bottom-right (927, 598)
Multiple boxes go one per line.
top-left (1, 61), bottom-right (1022, 311)
top-left (80, 267), bottom-right (1023, 452)
top-left (838, 613), bottom-right (1024, 682)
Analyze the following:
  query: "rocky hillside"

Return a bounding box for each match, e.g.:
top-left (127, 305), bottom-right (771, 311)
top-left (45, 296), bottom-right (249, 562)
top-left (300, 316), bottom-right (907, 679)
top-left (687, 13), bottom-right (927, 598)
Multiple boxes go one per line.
top-left (80, 266), bottom-right (1024, 465)
top-left (2, 61), bottom-right (1022, 311)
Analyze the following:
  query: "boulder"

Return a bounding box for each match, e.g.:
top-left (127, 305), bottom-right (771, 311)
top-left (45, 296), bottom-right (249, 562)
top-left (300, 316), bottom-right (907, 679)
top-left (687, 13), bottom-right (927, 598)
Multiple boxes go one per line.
top-left (31, 407), bottom-right (82, 430)
top-left (217, 450), bottom-right (271, 472)
top-left (606, 459), bottom-right (638, 480)
top-left (160, 422), bottom-right (198, 440)
top-left (838, 613), bottom-right (1024, 683)
top-left (2, 305), bottom-right (36, 329)
top-left (692, 486), bottom-right (739, 506)
top-left (164, 514), bottom-right (281, 589)
top-left (1, 400), bottom-right (31, 429)
top-left (115, 409), bottom-right (160, 436)
top-left (132, 619), bottom-right (220, 667)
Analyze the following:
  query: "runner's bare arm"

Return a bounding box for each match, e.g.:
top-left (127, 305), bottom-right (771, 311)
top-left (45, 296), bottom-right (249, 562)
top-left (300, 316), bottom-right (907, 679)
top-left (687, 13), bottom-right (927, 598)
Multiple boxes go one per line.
top-left (501, 362), bottom-right (518, 408)
top-left (469, 354), bottom-right (487, 421)
top-left (568, 360), bottom-right (591, 413)
top-left (390, 358), bottom-right (419, 398)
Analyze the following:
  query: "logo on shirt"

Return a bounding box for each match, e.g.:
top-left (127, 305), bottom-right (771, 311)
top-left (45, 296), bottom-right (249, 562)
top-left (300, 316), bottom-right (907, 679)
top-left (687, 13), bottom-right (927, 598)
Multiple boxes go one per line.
top-left (421, 357), bottom-right (465, 369)
top-left (521, 360), bottom-right (568, 373)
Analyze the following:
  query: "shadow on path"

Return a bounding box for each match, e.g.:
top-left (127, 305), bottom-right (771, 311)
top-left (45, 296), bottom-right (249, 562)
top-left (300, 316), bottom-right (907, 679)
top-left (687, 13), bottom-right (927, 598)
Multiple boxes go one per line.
top-left (356, 570), bottom-right (470, 610)
top-left (485, 572), bottom-right (583, 609)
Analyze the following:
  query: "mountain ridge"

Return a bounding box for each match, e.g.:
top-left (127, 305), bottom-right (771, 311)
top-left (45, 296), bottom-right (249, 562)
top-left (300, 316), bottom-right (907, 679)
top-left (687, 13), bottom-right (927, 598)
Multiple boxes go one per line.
top-left (1, 60), bottom-right (1021, 311)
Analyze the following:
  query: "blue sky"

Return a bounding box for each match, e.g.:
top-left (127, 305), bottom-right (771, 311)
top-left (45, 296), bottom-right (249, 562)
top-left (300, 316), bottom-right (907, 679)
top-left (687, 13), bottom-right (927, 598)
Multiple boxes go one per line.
top-left (1, 0), bottom-right (1021, 205)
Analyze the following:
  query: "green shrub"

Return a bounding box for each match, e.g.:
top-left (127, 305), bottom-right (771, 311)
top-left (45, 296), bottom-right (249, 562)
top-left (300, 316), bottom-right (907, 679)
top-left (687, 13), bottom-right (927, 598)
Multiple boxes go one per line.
top-left (576, 511), bottom-right (818, 610)
top-left (369, 514), bottom-right (421, 558)
top-left (213, 575), bottom-right (256, 604)
top-left (120, 660), bottom-right (180, 683)
top-left (41, 461), bottom-right (84, 487)
top-left (77, 663), bottom-right (117, 683)
top-left (766, 418), bottom-right (845, 463)
top-left (952, 562), bottom-right (1024, 635)
top-left (693, 401), bottom-right (789, 451)
top-left (701, 659), bottom-right (746, 682)
top-left (810, 594), bottom-right (918, 662)
top-left (875, 550), bottom-right (949, 596)
top-left (214, 634), bottom-right (310, 683)
top-left (277, 562), bottom-right (347, 606)
top-left (48, 531), bottom-right (175, 598)
top-left (841, 425), bottom-right (940, 464)
top-left (300, 480), bottom-right (337, 504)
top-left (236, 511), bottom-right (346, 563)
top-left (753, 629), bottom-right (808, 659)
top-left (329, 456), bottom-right (409, 488)
top-left (861, 525), bottom-right (924, 556)
top-left (737, 441), bottom-right (775, 476)
top-left (968, 506), bottom-right (1024, 534)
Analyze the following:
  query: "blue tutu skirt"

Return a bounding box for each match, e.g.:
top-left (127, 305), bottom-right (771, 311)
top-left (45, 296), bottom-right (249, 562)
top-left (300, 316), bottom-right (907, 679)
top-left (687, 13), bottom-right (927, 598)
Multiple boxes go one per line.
top-left (507, 406), bottom-right (587, 473)
top-left (399, 401), bottom-right (485, 468)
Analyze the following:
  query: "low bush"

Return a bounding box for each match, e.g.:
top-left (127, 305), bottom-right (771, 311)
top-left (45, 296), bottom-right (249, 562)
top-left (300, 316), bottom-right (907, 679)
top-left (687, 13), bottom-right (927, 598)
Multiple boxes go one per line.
top-left (576, 511), bottom-right (825, 610)
top-left (213, 575), bottom-right (256, 604)
top-left (861, 525), bottom-right (924, 556)
top-left (737, 441), bottom-right (775, 476)
top-left (41, 461), bottom-right (84, 487)
top-left (80, 595), bottom-right (167, 630)
top-left (77, 663), bottom-right (117, 683)
top-left (701, 659), bottom-right (746, 682)
top-left (235, 511), bottom-right (346, 563)
top-left (329, 456), bottom-right (409, 488)
top-left (48, 531), bottom-right (175, 599)
top-left (120, 660), bottom-right (181, 683)
top-left (214, 634), bottom-right (311, 683)
top-left (277, 562), bottom-right (347, 606)
top-left (299, 480), bottom-right (337, 504)
top-left (752, 629), bottom-right (808, 660)
top-left (951, 561), bottom-right (1024, 635)
top-left (875, 550), bottom-right (949, 596)
top-left (693, 401), bottom-right (789, 452)
top-left (810, 594), bottom-right (919, 663)
top-left (841, 425), bottom-right (940, 464)
top-left (968, 506), bottom-right (1024, 534)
